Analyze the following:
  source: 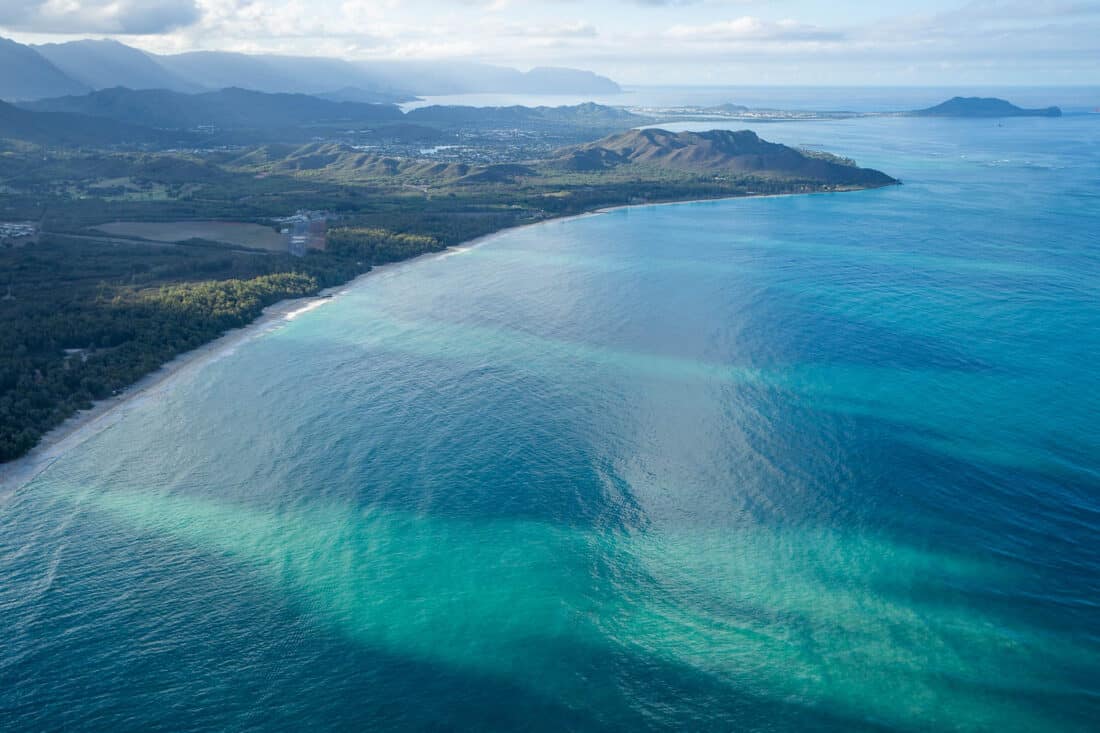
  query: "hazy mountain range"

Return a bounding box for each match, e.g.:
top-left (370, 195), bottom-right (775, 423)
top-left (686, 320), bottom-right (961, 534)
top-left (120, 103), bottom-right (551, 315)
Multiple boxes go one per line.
top-left (23, 87), bottom-right (404, 131)
top-left (0, 37), bottom-right (622, 103)
top-left (0, 37), bottom-right (91, 100)
top-left (1, 84), bottom-right (646, 148)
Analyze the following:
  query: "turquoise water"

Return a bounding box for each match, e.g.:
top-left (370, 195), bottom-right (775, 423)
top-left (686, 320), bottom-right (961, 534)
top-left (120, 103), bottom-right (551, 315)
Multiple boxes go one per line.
top-left (2, 115), bottom-right (1099, 731)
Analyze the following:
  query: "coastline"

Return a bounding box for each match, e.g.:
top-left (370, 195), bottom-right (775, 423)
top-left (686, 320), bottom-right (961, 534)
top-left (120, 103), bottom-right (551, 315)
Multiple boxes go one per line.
top-left (589, 185), bottom-right (878, 217)
top-left (0, 185), bottom-right (891, 490)
top-left (0, 272), bottom-right (375, 493)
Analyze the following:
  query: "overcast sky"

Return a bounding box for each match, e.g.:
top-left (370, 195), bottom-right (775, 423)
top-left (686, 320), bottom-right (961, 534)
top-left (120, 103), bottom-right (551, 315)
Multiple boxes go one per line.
top-left (2, 0), bottom-right (1098, 85)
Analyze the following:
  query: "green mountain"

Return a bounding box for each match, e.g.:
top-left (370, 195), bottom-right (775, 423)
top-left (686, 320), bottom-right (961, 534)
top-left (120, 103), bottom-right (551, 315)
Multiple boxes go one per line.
top-left (553, 128), bottom-right (897, 186)
top-left (22, 87), bottom-right (404, 130)
top-left (221, 142), bottom-right (532, 184)
top-left (221, 129), bottom-right (895, 191)
top-left (20, 91), bottom-right (645, 145)
top-left (0, 37), bottom-right (89, 102)
top-left (912, 97), bottom-right (1062, 118)
top-left (0, 100), bottom-right (183, 146)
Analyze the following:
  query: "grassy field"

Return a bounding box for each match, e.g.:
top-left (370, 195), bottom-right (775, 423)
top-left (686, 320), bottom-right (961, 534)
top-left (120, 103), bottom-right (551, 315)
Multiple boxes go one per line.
top-left (93, 221), bottom-right (287, 251)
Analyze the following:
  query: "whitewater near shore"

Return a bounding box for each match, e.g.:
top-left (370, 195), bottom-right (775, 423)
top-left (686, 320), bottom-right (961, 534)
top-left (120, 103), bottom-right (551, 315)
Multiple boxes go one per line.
top-left (0, 286), bottom-right (349, 494)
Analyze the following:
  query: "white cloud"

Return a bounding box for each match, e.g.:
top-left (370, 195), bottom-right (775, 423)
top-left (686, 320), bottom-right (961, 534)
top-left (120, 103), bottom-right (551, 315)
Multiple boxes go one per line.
top-left (666, 16), bottom-right (843, 42)
top-left (0, 0), bottom-right (1096, 84)
top-left (0, 0), bottom-right (200, 34)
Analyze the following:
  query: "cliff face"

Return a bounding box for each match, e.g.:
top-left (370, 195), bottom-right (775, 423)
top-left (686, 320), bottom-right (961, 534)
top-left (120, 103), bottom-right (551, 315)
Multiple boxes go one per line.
top-left (553, 129), bottom-right (898, 187)
top-left (912, 97), bottom-right (1062, 118)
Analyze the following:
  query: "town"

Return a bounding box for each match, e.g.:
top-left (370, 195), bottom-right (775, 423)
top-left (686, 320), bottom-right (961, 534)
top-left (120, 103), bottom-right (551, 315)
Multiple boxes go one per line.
top-left (0, 221), bottom-right (37, 247)
top-left (275, 210), bottom-right (333, 256)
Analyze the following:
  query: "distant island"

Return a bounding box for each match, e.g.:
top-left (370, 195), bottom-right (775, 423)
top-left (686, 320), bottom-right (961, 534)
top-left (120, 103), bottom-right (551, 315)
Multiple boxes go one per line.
top-left (910, 97), bottom-right (1062, 118)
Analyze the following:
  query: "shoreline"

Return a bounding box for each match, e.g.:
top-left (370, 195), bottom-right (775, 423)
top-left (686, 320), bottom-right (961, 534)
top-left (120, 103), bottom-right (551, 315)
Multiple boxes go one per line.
top-left (0, 186), bottom-right (890, 491)
top-left (0, 271), bottom-right (376, 493)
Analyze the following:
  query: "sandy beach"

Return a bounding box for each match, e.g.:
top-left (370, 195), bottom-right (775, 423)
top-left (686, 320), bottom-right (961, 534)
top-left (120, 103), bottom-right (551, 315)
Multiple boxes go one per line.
top-left (0, 273), bottom-right (374, 494)
top-left (0, 224), bottom-right (513, 493)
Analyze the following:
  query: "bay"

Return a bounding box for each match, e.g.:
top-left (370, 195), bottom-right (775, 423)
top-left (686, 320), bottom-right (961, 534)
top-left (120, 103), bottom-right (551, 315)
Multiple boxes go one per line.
top-left (2, 114), bottom-right (1098, 731)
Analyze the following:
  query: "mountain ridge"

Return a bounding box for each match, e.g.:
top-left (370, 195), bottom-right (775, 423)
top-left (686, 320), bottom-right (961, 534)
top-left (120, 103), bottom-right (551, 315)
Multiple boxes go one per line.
top-left (22, 87), bottom-right (404, 130)
top-left (0, 36), bottom-right (622, 102)
top-left (0, 37), bottom-right (90, 102)
top-left (34, 40), bottom-right (201, 94)
top-left (0, 99), bottom-right (185, 146)
top-left (14, 89), bottom-right (642, 146)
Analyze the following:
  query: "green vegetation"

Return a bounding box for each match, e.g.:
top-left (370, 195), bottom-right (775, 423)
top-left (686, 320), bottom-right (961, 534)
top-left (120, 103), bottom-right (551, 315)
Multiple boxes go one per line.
top-left (5, 86), bottom-right (648, 151)
top-left (0, 237), bottom-right (366, 461)
top-left (328, 228), bottom-right (444, 264)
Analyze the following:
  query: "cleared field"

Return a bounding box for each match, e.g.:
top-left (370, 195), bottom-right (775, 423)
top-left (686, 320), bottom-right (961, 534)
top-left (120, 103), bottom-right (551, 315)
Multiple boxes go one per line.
top-left (94, 221), bottom-right (286, 251)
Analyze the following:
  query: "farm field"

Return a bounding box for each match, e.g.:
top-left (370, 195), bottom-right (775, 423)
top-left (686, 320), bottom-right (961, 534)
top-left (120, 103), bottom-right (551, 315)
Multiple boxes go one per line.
top-left (94, 221), bottom-right (286, 251)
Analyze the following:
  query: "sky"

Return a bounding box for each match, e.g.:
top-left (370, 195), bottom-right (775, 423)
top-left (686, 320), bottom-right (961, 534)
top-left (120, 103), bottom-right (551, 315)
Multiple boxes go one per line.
top-left (1, 0), bottom-right (1098, 85)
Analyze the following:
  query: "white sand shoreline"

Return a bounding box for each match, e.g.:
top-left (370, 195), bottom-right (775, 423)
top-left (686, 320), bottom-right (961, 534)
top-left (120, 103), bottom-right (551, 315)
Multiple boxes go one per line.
top-left (0, 271), bottom-right (376, 493)
top-left (0, 188), bottom-right (880, 491)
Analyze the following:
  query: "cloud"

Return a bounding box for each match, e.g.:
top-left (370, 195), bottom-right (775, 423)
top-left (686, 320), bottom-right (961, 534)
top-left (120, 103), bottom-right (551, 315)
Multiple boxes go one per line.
top-left (0, 0), bottom-right (201, 34)
top-left (499, 21), bottom-right (599, 39)
top-left (629, 0), bottom-right (757, 5)
top-left (666, 16), bottom-right (844, 42)
top-left (1, 0), bottom-right (1096, 85)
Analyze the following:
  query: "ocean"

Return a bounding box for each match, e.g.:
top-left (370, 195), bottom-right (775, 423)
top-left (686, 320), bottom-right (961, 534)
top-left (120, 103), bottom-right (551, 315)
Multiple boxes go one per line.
top-left (1, 112), bottom-right (1098, 731)
top-left (402, 85), bottom-right (1100, 114)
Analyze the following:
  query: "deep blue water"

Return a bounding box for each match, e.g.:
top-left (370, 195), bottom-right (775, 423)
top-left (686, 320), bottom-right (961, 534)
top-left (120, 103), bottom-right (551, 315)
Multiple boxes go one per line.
top-left (1, 115), bottom-right (1099, 731)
